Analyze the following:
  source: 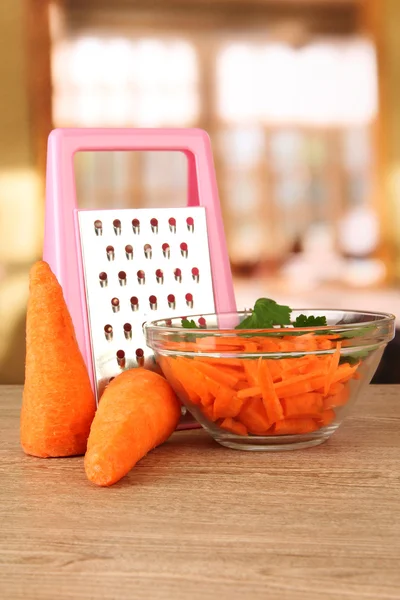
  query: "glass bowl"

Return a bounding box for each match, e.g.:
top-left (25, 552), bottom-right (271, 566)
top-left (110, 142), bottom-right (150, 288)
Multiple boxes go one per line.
top-left (144, 310), bottom-right (395, 451)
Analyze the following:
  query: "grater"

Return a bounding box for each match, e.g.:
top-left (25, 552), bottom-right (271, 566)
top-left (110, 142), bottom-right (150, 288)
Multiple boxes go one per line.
top-left (43, 128), bottom-right (236, 429)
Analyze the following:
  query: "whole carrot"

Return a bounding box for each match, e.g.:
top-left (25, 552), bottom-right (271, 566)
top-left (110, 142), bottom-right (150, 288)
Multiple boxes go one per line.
top-left (84, 369), bottom-right (181, 486)
top-left (20, 261), bottom-right (95, 457)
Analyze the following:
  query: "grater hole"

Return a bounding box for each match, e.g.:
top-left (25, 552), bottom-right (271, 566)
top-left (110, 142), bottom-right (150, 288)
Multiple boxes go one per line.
top-left (191, 267), bottom-right (200, 282)
top-left (185, 292), bottom-right (194, 308)
top-left (99, 272), bottom-right (108, 287)
top-left (150, 218), bottom-right (158, 233)
top-left (198, 317), bottom-right (206, 328)
top-left (113, 219), bottom-right (122, 235)
top-left (123, 323), bottom-right (132, 340)
top-left (186, 217), bottom-right (194, 232)
top-left (137, 270), bottom-right (145, 284)
top-left (116, 349), bottom-right (126, 368)
top-left (94, 220), bottom-right (103, 236)
top-left (104, 324), bottom-right (113, 340)
top-left (132, 218), bottom-right (140, 234)
top-left (111, 297), bottom-right (120, 312)
top-left (118, 271), bottom-right (127, 286)
top-left (167, 294), bottom-right (176, 309)
top-left (162, 243), bottom-right (170, 258)
top-left (144, 243), bottom-right (152, 259)
top-left (174, 268), bottom-right (182, 282)
top-left (156, 268), bottom-right (164, 284)
top-left (106, 245), bottom-right (115, 261)
top-left (125, 244), bottom-right (133, 260)
top-left (136, 347), bottom-right (145, 366)
top-left (149, 295), bottom-right (157, 310)
top-left (130, 296), bottom-right (139, 311)
top-left (168, 217), bottom-right (176, 233)
top-left (180, 242), bottom-right (188, 258)
top-left (165, 318), bottom-right (172, 326)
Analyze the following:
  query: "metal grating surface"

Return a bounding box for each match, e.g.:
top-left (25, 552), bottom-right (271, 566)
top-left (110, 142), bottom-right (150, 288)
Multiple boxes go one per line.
top-left (78, 207), bottom-right (216, 398)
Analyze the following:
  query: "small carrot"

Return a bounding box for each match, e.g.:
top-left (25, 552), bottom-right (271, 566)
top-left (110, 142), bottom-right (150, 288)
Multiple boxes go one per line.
top-left (318, 409), bottom-right (336, 427)
top-left (239, 397), bottom-right (272, 435)
top-left (258, 358), bottom-right (284, 422)
top-left (84, 369), bottom-right (181, 486)
top-left (213, 390), bottom-right (243, 420)
top-left (242, 360), bottom-right (259, 386)
top-left (281, 393), bottom-right (324, 419)
top-left (191, 360), bottom-right (240, 388)
top-left (273, 418), bottom-right (319, 435)
top-left (237, 386), bottom-right (262, 399)
top-left (220, 417), bottom-right (248, 436)
top-left (324, 342), bottom-right (342, 395)
top-left (20, 261), bottom-right (95, 458)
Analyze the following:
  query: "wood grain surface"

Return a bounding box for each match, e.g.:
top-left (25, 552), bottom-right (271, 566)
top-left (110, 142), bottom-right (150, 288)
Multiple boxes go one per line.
top-left (0, 385), bottom-right (399, 600)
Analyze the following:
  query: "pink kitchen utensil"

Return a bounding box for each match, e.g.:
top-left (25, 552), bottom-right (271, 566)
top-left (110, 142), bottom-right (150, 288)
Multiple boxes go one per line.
top-left (43, 128), bottom-right (236, 428)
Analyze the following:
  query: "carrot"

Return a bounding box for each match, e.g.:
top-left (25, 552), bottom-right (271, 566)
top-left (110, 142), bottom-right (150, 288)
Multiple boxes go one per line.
top-left (258, 358), bottom-right (284, 422)
top-left (329, 362), bottom-right (360, 384)
top-left (281, 393), bottom-right (324, 419)
top-left (191, 360), bottom-right (240, 388)
top-left (84, 369), bottom-right (181, 486)
top-left (239, 397), bottom-right (272, 435)
top-left (274, 373), bottom-right (327, 398)
top-left (237, 386), bottom-right (262, 399)
top-left (201, 402), bottom-right (218, 422)
top-left (317, 409), bottom-right (336, 427)
top-left (213, 390), bottom-right (243, 420)
top-left (242, 360), bottom-right (259, 386)
top-left (165, 327), bottom-right (361, 439)
top-left (197, 357), bottom-right (244, 369)
top-left (324, 342), bottom-right (342, 395)
top-left (220, 417), bottom-right (248, 436)
top-left (273, 418), bottom-right (319, 435)
top-left (20, 261), bottom-right (95, 458)
top-left (235, 380), bottom-right (253, 391)
top-left (159, 356), bottom-right (188, 402)
top-left (265, 359), bottom-right (283, 382)
top-left (324, 384), bottom-right (350, 409)
top-left (167, 358), bottom-right (202, 405)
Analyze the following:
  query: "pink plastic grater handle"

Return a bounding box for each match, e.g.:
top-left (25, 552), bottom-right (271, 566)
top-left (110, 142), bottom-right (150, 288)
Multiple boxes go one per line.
top-left (44, 128), bottom-right (236, 390)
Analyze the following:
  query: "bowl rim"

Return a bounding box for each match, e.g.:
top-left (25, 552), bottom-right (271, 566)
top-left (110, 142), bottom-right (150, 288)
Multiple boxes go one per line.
top-left (144, 308), bottom-right (396, 335)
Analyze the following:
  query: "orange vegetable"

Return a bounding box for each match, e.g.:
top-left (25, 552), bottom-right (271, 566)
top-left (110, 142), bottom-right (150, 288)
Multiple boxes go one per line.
top-left (161, 333), bottom-right (360, 438)
top-left (192, 360), bottom-right (240, 388)
top-left (318, 409), bottom-right (336, 427)
top-left (281, 393), bottom-right (324, 419)
top-left (273, 418), bottom-right (319, 435)
top-left (237, 386), bottom-right (262, 399)
top-left (239, 398), bottom-right (272, 435)
top-left (84, 369), bottom-right (181, 486)
top-left (20, 261), bottom-right (95, 458)
top-left (220, 417), bottom-right (248, 436)
top-left (324, 384), bottom-right (350, 409)
top-left (242, 360), bottom-right (259, 386)
top-left (324, 342), bottom-right (342, 395)
top-left (213, 389), bottom-right (243, 420)
top-left (258, 358), bottom-right (284, 423)
top-left (167, 358), bottom-right (202, 405)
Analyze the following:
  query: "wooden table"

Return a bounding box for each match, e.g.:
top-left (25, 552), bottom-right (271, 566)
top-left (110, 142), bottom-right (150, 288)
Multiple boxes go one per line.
top-left (1, 385), bottom-right (399, 600)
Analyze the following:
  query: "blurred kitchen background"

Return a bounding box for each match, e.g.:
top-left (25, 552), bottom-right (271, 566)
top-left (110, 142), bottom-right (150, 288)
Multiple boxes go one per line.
top-left (1, 0), bottom-right (400, 384)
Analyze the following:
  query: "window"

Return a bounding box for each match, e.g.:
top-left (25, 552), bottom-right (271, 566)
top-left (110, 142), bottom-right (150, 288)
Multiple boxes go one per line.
top-left (51, 32), bottom-right (379, 274)
top-left (52, 37), bottom-right (199, 126)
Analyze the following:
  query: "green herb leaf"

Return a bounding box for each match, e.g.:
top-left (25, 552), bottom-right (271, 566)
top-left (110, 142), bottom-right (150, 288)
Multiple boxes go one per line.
top-left (181, 318), bottom-right (199, 329)
top-left (236, 298), bottom-right (292, 329)
top-left (293, 314), bottom-right (328, 328)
